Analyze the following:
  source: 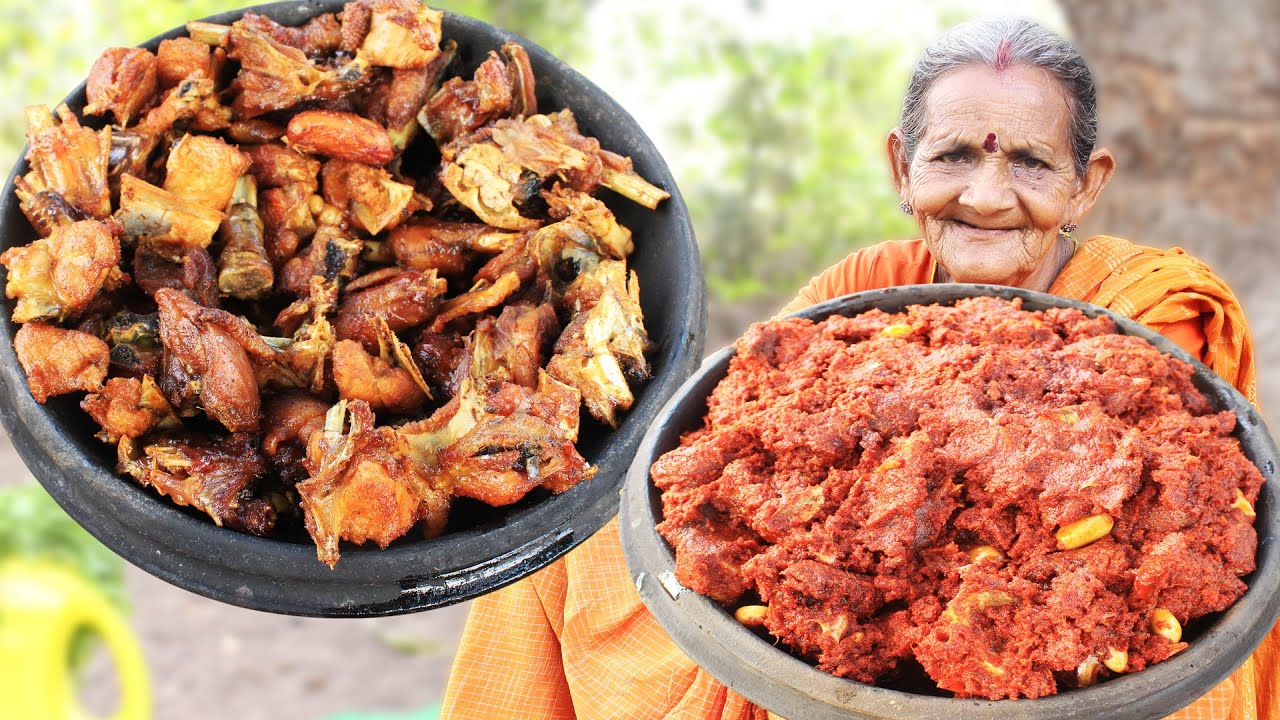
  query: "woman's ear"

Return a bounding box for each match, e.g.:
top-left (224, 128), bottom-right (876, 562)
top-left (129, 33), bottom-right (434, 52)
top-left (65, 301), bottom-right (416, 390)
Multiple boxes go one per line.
top-left (1069, 147), bottom-right (1117, 221)
top-left (887, 128), bottom-right (911, 200)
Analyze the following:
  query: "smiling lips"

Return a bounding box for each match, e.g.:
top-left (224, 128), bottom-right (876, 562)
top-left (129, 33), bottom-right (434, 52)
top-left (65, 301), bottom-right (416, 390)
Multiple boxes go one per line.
top-left (954, 219), bottom-right (1016, 236)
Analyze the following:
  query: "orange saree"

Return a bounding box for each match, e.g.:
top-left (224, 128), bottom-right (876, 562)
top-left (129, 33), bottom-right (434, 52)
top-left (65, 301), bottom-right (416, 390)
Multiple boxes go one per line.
top-left (443, 235), bottom-right (1273, 720)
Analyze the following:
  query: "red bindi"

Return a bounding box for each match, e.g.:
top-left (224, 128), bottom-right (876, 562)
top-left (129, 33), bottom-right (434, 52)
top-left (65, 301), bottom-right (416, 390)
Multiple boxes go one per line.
top-left (983, 133), bottom-right (999, 153)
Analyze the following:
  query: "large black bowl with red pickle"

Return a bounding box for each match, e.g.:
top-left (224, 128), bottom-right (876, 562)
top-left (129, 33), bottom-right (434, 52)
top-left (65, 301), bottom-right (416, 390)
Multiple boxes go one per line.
top-left (621, 284), bottom-right (1280, 720)
top-left (0, 1), bottom-right (705, 616)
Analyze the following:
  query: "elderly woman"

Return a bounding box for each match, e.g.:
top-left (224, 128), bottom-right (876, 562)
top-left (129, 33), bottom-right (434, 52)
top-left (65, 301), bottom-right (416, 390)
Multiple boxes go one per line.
top-left (442, 17), bottom-right (1273, 720)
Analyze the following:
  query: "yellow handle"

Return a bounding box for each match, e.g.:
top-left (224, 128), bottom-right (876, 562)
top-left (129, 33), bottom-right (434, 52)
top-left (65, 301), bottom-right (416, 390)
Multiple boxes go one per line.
top-left (0, 560), bottom-right (150, 720)
top-left (70, 573), bottom-right (151, 720)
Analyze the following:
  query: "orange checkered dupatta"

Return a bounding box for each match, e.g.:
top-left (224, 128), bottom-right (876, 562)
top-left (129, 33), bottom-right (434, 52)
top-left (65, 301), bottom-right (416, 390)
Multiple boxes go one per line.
top-left (1049, 235), bottom-right (1256, 406)
top-left (442, 236), bottom-right (1275, 720)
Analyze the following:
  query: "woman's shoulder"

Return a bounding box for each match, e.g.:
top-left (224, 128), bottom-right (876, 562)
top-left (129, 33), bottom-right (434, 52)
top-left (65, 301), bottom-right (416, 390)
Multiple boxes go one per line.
top-left (781, 239), bottom-right (933, 315)
top-left (824, 238), bottom-right (934, 290)
top-left (1073, 234), bottom-right (1216, 272)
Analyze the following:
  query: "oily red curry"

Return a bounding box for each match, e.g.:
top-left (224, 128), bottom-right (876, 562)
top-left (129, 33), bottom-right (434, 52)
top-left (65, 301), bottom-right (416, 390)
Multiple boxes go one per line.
top-left (653, 296), bottom-right (1262, 700)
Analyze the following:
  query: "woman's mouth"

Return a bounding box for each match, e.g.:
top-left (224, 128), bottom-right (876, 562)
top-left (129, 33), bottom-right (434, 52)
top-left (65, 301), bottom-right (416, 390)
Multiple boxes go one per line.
top-left (952, 220), bottom-right (1017, 238)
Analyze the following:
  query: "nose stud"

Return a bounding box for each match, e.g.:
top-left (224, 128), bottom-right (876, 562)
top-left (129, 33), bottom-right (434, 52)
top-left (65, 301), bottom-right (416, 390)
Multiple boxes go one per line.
top-left (900, 201), bottom-right (913, 215)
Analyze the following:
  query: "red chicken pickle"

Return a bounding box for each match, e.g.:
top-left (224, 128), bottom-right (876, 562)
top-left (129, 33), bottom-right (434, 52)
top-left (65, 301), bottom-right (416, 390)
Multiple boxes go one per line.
top-left (653, 296), bottom-right (1263, 700)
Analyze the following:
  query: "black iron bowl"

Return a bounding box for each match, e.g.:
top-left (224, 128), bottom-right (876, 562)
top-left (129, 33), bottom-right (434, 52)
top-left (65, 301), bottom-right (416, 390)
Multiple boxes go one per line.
top-left (621, 284), bottom-right (1280, 720)
top-left (0, 1), bottom-right (705, 616)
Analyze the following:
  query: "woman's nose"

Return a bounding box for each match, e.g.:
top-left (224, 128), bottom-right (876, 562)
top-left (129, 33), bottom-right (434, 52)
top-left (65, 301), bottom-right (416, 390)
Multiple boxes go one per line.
top-left (958, 159), bottom-right (1016, 214)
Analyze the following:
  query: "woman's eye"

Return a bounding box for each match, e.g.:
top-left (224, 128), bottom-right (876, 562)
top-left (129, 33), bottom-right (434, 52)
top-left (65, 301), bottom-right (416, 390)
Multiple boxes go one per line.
top-left (1016, 156), bottom-right (1047, 170)
top-left (937, 151), bottom-right (969, 163)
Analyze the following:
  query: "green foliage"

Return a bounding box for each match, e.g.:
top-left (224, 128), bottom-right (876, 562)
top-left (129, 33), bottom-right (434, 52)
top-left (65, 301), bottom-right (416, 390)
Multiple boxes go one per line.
top-left (0, 482), bottom-right (128, 670)
top-left (440, 0), bottom-right (595, 64)
top-left (670, 30), bottom-right (919, 301)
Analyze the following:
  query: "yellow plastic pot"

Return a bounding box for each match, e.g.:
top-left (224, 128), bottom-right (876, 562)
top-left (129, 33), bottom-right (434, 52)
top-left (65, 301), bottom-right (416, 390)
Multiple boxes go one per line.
top-left (0, 560), bottom-right (149, 720)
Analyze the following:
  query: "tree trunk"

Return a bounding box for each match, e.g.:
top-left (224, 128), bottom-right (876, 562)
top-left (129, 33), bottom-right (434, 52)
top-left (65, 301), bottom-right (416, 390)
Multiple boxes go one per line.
top-left (1058, 0), bottom-right (1280, 419)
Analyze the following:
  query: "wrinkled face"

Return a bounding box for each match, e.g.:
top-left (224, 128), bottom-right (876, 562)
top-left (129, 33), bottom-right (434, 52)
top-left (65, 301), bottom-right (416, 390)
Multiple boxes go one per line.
top-left (901, 64), bottom-right (1081, 287)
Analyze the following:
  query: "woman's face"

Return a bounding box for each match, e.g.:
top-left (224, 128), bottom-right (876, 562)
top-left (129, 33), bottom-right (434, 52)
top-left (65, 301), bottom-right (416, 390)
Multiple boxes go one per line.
top-left (890, 64), bottom-right (1110, 288)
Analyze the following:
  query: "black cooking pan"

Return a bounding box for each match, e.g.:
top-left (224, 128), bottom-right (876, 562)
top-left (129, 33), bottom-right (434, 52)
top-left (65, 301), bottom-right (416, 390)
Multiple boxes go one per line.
top-left (622, 283), bottom-right (1279, 720)
top-left (0, 1), bottom-right (705, 617)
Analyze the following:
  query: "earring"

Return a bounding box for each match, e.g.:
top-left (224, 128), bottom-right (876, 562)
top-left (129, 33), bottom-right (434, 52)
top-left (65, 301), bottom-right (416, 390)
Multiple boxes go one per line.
top-left (900, 201), bottom-right (913, 215)
top-left (1060, 222), bottom-right (1077, 235)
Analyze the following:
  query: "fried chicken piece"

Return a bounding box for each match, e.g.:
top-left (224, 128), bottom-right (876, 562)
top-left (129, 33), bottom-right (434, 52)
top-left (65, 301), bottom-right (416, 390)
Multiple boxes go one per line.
top-left (438, 110), bottom-right (656, 231)
top-left (13, 177), bottom-right (85, 239)
top-left (217, 176), bottom-right (274, 300)
top-left (398, 322), bottom-right (503, 467)
top-left (299, 400), bottom-right (451, 567)
top-left (81, 375), bottom-right (180, 443)
top-left (226, 118), bottom-right (286, 144)
top-left (83, 47), bottom-right (157, 127)
top-left (474, 234), bottom-right (539, 288)
top-left (438, 141), bottom-right (544, 231)
top-left (14, 323), bottom-right (110, 403)
top-left (132, 245), bottom-right (219, 308)
top-left (116, 174), bottom-right (225, 261)
top-left (321, 159), bottom-right (415, 235)
top-left (547, 261), bottom-right (653, 427)
top-left (271, 277), bottom-right (339, 394)
top-left (239, 10), bottom-right (342, 57)
top-left (332, 338), bottom-right (427, 414)
top-left (100, 72), bottom-right (222, 191)
top-left (263, 392), bottom-right (330, 457)
top-left (262, 392), bottom-right (330, 489)
top-left (156, 37), bottom-right (213, 92)
top-left (225, 24), bottom-right (338, 119)
top-left (369, 40), bottom-right (455, 154)
top-left (159, 350), bottom-right (201, 418)
top-left (338, 2), bottom-right (371, 53)
top-left (422, 49), bottom-right (514, 145)
top-left (1, 218), bottom-right (125, 323)
top-left (118, 433), bottom-right (275, 535)
top-left (428, 271), bottom-right (522, 333)
top-left (524, 217), bottom-right (604, 298)
top-left (244, 143), bottom-right (321, 265)
top-left (412, 330), bottom-right (467, 399)
top-left (438, 401), bottom-right (591, 504)
top-left (135, 74), bottom-right (221, 140)
top-left (243, 142), bottom-right (322, 190)
top-left (334, 269), bottom-right (446, 350)
top-left (44, 217), bottom-right (126, 311)
top-left (155, 287), bottom-right (276, 432)
top-left (386, 219), bottom-right (474, 276)
top-left (598, 147), bottom-right (670, 210)
top-left (399, 317), bottom-right (591, 502)
top-left (24, 104), bottom-right (111, 220)
top-left (420, 363), bottom-right (590, 503)
top-left (502, 42), bottom-right (537, 119)
top-left (162, 134), bottom-right (252, 212)
top-left (260, 185), bottom-right (318, 266)
top-left (393, 217), bottom-right (523, 268)
top-left (355, 0), bottom-right (444, 69)
top-left (286, 110), bottom-right (395, 165)
top-left (544, 184), bottom-right (633, 259)
top-left (518, 111), bottom-right (670, 209)
top-left (486, 115), bottom-right (595, 181)
top-left (3, 237), bottom-right (70, 323)
top-left (492, 303), bottom-right (560, 389)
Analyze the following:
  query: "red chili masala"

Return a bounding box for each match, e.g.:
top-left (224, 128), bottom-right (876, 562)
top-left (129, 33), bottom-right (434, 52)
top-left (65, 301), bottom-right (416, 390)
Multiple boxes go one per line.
top-left (653, 296), bottom-right (1262, 700)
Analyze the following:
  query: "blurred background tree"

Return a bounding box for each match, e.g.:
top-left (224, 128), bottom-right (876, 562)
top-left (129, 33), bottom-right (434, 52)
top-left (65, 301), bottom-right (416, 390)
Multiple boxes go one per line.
top-left (673, 36), bottom-right (918, 301)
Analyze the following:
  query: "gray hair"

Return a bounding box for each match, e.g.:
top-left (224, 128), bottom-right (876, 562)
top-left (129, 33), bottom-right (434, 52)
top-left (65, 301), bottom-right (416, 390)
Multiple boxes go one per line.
top-left (898, 17), bottom-right (1097, 178)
